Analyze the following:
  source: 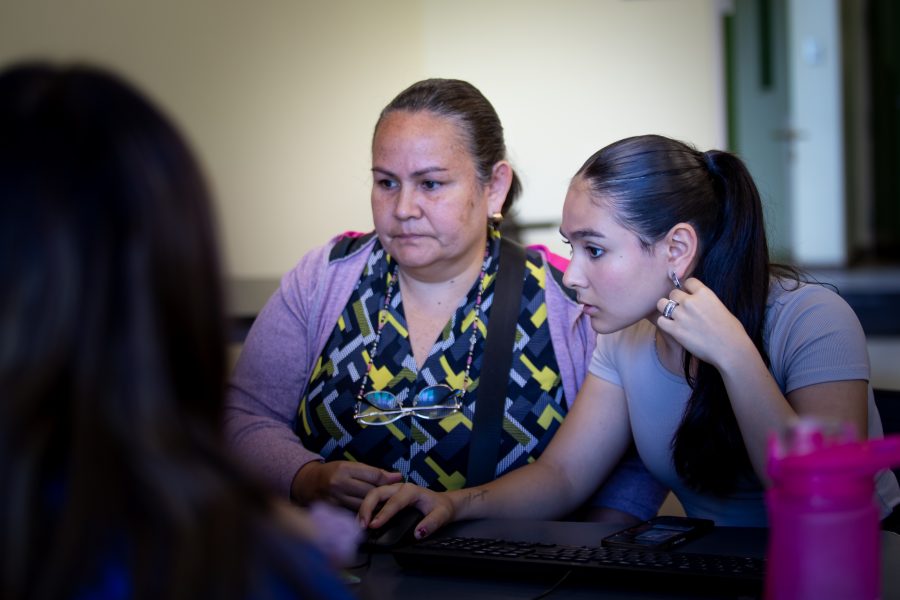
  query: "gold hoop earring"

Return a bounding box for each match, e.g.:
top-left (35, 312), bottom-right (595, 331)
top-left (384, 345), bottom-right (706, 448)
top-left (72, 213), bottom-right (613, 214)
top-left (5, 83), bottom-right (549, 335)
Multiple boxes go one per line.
top-left (489, 212), bottom-right (504, 227)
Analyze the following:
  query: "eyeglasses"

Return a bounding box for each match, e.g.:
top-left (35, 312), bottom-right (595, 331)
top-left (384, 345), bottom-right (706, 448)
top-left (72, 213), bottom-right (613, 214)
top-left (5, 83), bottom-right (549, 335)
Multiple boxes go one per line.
top-left (354, 385), bottom-right (463, 426)
top-left (354, 247), bottom-right (487, 428)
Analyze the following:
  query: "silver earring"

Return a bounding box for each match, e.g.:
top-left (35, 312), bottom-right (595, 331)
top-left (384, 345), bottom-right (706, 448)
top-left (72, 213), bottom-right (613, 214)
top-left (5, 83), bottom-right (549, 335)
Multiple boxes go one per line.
top-left (670, 271), bottom-right (682, 290)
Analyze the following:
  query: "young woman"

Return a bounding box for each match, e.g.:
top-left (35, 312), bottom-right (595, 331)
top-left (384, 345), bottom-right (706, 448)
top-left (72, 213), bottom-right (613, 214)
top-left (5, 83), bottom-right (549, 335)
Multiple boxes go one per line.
top-left (358, 134), bottom-right (900, 535)
top-left (0, 62), bottom-right (356, 599)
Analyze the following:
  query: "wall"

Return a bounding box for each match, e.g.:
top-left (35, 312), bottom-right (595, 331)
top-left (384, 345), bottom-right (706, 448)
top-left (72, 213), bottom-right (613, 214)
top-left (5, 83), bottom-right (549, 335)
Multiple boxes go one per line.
top-left (0, 0), bottom-right (422, 277)
top-left (422, 0), bottom-right (725, 244)
top-left (0, 0), bottom-right (723, 276)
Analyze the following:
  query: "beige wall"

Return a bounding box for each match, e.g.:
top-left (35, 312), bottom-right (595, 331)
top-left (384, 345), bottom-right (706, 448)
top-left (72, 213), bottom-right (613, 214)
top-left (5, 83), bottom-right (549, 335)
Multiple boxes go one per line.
top-left (423, 0), bottom-right (725, 231)
top-left (0, 0), bottom-right (723, 277)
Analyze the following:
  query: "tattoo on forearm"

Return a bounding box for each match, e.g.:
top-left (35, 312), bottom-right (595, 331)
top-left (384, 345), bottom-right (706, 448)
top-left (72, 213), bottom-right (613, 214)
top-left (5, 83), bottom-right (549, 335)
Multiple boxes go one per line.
top-left (465, 490), bottom-right (488, 505)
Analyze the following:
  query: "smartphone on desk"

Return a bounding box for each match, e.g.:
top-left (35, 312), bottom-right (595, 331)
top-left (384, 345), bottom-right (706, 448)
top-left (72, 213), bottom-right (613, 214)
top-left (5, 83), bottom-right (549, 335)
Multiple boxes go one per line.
top-left (601, 516), bottom-right (715, 551)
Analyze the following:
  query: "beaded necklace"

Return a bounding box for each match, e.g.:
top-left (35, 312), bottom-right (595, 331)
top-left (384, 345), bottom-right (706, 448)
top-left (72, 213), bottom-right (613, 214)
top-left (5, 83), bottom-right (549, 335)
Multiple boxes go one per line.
top-left (356, 243), bottom-right (490, 405)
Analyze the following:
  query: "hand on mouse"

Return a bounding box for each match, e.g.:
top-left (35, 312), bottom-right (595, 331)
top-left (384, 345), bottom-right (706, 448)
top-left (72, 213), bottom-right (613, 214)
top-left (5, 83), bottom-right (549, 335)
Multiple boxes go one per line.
top-left (358, 482), bottom-right (455, 541)
top-left (361, 506), bottom-right (425, 550)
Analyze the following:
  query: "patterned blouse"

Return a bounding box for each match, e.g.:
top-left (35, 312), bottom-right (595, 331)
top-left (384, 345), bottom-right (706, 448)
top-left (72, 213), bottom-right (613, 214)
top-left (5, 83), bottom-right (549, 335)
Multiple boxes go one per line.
top-left (296, 232), bottom-right (567, 489)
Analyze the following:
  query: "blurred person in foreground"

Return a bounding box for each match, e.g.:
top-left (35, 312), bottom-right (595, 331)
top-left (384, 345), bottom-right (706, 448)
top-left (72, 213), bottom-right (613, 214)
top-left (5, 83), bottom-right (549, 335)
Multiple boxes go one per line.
top-left (0, 61), bottom-right (358, 599)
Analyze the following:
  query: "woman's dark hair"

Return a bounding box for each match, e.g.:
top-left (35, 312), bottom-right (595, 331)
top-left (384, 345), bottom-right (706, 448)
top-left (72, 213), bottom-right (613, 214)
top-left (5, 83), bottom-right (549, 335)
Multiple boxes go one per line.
top-left (0, 62), bottom-right (309, 599)
top-left (375, 78), bottom-right (522, 216)
top-left (576, 134), bottom-right (786, 495)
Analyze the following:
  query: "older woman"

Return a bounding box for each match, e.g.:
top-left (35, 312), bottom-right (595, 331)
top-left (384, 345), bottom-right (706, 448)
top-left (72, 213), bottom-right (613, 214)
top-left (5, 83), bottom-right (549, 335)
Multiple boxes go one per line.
top-left (225, 79), bottom-right (665, 521)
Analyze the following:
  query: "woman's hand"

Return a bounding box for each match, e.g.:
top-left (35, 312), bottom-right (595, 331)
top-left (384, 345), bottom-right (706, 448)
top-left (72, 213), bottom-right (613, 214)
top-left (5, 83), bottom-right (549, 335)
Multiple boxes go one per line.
top-left (291, 460), bottom-right (404, 510)
top-left (358, 482), bottom-right (456, 541)
top-left (655, 277), bottom-right (756, 371)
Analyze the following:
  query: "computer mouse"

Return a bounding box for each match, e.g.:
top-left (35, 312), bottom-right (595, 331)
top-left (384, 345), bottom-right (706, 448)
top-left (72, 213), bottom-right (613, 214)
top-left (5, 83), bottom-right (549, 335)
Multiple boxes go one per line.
top-left (362, 506), bottom-right (425, 551)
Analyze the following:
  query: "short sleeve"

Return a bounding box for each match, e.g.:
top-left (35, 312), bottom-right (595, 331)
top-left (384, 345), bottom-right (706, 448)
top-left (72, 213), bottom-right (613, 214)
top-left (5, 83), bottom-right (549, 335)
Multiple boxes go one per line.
top-left (588, 333), bottom-right (624, 387)
top-left (765, 283), bottom-right (869, 393)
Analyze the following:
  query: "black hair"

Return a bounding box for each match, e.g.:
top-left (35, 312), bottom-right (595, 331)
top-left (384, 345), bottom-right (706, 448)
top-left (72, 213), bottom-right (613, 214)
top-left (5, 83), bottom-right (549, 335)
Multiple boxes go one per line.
top-left (0, 62), bottom-right (316, 599)
top-left (576, 134), bottom-right (793, 494)
top-left (375, 78), bottom-right (522, 216)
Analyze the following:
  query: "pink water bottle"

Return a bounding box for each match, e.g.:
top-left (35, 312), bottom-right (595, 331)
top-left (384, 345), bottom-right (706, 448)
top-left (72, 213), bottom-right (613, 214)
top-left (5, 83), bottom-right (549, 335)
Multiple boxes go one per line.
top-left (765, 419), bottom-right (900, 600)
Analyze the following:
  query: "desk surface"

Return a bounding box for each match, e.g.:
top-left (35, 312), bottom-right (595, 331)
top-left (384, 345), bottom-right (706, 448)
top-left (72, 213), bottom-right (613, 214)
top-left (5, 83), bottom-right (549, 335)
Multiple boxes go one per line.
top-left (347, 519), bottom-right (900, 600)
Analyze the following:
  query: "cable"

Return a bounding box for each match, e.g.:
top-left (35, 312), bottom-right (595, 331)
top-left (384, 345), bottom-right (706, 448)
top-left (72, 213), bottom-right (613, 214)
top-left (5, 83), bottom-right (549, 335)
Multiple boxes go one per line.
top-left (528, 569), bottom-right (573, 600)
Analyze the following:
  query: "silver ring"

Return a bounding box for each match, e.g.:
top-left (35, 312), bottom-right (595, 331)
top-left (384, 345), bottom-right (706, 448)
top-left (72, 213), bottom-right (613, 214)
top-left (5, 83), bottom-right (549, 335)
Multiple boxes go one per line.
top-left (662, 299), bottom-right (679, 319)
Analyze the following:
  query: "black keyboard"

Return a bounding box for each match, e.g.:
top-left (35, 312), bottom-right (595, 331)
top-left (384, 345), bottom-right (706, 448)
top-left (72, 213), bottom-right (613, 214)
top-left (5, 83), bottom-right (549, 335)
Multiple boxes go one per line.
top-left (392, 535), bottom-right (765, 596)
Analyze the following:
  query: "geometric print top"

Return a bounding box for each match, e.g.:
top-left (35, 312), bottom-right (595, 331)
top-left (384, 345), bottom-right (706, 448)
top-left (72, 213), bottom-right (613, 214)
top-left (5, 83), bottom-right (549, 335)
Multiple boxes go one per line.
top-left (295, 231), bottom-right (568, 490)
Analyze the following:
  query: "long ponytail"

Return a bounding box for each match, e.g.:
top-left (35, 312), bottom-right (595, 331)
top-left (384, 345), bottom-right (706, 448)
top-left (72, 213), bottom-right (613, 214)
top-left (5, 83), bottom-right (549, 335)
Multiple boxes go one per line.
top-left (671, 150), bottom-right (771, 494)
top-left (577, 135), bottom-right (777, 494)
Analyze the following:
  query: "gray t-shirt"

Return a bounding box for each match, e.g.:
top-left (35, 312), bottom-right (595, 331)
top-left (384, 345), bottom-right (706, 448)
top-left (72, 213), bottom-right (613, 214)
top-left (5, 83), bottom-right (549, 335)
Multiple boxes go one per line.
top-left (590, 279), bottom-right (900, 526)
